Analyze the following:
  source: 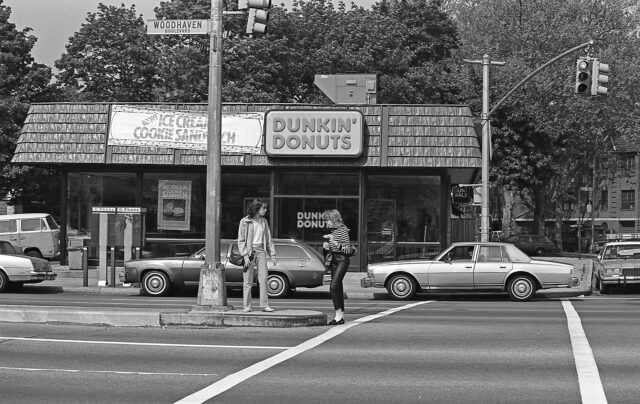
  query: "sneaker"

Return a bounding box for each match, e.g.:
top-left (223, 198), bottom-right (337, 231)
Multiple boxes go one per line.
top-left (262, 307), bottom-right (275, 312)
top-left (243, 307), bottom-right (252, 313)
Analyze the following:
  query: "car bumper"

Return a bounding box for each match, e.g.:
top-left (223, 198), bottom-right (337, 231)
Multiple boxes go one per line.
top-left (360, 277), bottom-right (384, 288)
top-left (12, 272), bottom-right (57, 282)
top-left (601, 275), bottom-right (640, 286)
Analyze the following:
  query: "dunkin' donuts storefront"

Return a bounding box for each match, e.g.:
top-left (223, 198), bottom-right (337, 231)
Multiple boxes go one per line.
top-left (13, 102), bottom-right (481, 271)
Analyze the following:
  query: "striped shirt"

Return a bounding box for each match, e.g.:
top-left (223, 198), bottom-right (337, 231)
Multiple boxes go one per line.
top-left (329, 225), bottom-right (353, 254)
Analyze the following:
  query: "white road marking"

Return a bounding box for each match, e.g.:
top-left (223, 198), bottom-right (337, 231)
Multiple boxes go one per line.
top-left (0, 336), bottom-right (287, 350)
top-left (0, 366), bottom-right (215, 377)
top-left (562, 301), bottom-right (608, 404)
top-left (175, 300), bottom-right (433, 404)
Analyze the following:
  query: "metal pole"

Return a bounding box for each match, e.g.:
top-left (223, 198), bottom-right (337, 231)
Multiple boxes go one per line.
top-left (196, 0), bottom-right (227, 308)
top-left (82, 246), bottom-right (88, 287)
top-left (110, 247), bottom-right (116, 287)
top-left (591, 160), bottom-right (596, 253)
top-left (481, 55), bottom-right (490, 242)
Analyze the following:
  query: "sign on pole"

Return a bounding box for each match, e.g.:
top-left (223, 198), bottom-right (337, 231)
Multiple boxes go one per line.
top-left (146, 19), bottom-right (210, 35)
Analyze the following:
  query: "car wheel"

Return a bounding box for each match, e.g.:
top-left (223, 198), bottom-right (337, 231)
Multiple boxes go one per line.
top-left (266, 273), bottom-right (290, 298)
top-left (507, 275), bottom-right (536, 302)
top-left (600, 282), bottom-right (609, 295)
top-left (534, 248), bottom-right (545, 256)
top-left (26, 250), bottom-right (43, 259)
top-left (386, 274), bottom-right (417, 300)
top-left (142, 271), bottom-right (171, 297)
top-left (0, 271), bottom-right (8, 292)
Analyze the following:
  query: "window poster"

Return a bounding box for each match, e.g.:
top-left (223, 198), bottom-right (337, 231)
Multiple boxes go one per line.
top-left (157, 180), bottom-right (192, 231)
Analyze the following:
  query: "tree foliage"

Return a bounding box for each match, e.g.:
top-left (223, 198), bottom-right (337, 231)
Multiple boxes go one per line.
top-left (54, 3), bottom-right (161, 101)
top-left (449, 0), bottom-right (640, 237)
top-left (0, 0), bottom-right (59, 209)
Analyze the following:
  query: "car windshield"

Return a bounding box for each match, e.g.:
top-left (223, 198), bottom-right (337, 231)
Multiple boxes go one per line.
top-left (602, 244), bottom-right (640, 260)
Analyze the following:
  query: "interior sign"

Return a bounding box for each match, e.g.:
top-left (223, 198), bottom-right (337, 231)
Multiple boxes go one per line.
top-left (265, 110), bottom-right (364, 157)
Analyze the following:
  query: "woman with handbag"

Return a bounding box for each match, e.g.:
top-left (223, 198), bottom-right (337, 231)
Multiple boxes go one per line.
top-left (322, 209), bottom-right (355, 325)
top-left (237, 198), bottom-right (277, 313)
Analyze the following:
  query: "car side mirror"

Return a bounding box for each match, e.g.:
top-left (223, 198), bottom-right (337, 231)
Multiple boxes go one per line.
top-left (445, 254), bottom-right (452, 263)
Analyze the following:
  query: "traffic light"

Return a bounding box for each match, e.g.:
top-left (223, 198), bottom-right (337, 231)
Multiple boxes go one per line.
top-left (575, 57), bottom-right (592, 96)
top-left (245, 0), bottom-right (271, 35)
top-left (591, 59), bottom-right (609, 96)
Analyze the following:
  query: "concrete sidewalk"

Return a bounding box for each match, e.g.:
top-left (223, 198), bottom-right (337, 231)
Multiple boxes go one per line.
top-left (0, 257), bottom-right (593, 328)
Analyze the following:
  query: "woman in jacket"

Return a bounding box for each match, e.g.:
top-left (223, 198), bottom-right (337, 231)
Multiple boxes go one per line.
top-left (322, 209), bottom-right (354, 325)
top-left (237, 198), bottom-right (277, 313)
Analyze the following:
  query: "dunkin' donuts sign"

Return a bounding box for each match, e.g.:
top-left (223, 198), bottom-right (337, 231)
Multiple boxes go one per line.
top-left (264, 110), bottom-right (364, 157)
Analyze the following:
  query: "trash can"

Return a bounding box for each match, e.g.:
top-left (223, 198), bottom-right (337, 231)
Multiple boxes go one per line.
top-left (68, 247), bottom-right (84, 270)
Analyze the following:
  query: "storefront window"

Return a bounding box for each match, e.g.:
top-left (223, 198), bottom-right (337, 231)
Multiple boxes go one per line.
top-left (279, 172), bottom-right (358, 196)
top-left (67, 172), bottom-right (136, 238)
top-left (221, 173), bottom-right (270, 239)
top-left (366, 175), bottom-right (441, 262)
top-left (274, 171), bottom-right (359, 251)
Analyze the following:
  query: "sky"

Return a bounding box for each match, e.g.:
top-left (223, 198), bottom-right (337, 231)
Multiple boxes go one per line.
top-left (4, 0), bottom-right (376, 68)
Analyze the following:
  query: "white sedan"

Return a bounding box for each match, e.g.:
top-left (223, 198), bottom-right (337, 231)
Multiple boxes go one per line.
top-left (361, 242), bottom-right (577, 302)
top-left (0, 252), bottom-right (57, 292)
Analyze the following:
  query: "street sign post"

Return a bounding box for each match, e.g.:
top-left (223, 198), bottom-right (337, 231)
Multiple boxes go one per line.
top-left (146, 19), bottom-right (210, 35)
top-left (145, 4), bottom-right (230, 311)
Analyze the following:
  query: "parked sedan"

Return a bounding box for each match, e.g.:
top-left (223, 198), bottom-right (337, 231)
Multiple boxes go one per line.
top-left (121, 238), bottom-right (326, 297)
top-left (594, 241), bottom-right (640, 294)
top-left (504, 234), bottom-right (559, 256)
top-left (0, 246), bottom-right (57, 292)
top-left (361, 242), bottom-right (577, 302)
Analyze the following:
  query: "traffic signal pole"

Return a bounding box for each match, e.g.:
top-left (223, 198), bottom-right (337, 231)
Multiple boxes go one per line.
top-left (196, 0), bottom-right (228, 309)
top-left (464, 40), bottom-right (595, 242)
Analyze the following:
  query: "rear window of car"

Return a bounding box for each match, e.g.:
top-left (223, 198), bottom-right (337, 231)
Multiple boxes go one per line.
top-left (0, 241), bottom-right (18, 254)
top-left (0, 220), bottom-right (16, 233)
top-left (274, 245), bottom-right (309, 259)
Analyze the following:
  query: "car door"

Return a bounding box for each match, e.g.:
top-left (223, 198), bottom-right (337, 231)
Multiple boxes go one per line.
top-left (473, 245), bottom-right (512, 289)
top-left (427, 245), bottom-right (476, 289)
top-left (181, 243), bottom-right (232, 285)
top-left (19, 217), bottom-right (52, 255)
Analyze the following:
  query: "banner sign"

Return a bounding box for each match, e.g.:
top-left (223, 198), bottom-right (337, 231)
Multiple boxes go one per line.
top-left (108, 105), bottom-right (263, 154)
top-left (157, 180), bottom-right (192, 231)
top-left (264, 110), bottom-right (364, 157)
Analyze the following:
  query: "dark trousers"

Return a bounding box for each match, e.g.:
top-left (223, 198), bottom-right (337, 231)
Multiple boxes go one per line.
top-left (329, 253), bottom-right (349, 311)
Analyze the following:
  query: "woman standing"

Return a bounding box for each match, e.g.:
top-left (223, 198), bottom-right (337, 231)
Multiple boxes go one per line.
top-left (237, 198), bottom-right (277, 313)
top-left (322, 209), bottom-right (354, 325)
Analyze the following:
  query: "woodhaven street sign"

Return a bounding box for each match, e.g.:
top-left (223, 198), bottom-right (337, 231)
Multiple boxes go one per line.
top-left (146, 19), bottom-right (210, 35)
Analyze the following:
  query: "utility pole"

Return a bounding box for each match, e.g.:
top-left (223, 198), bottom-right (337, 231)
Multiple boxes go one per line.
top-left (464, 41), bottom-right (595, 242)
top-left (197, 0), bottom-right (228, 310)
top-left (463, 55), bottom-right (505, 242)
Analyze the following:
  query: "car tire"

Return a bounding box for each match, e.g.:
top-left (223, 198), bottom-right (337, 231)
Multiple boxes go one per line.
top-left (600, 282), bottom-right (609, 295)
top-left (386, 273), bottom-right (417, 300)
top-left (534, 248), bottom-right (545, 256)
top-left (26, 250), bottom-right (43, 259)
top-left (266, 273), bottom-right (290, 298)
top-left (0, 271), bottom-right (8, 292)
top-left (141, 271), bottom-right (171, 297)
top-left (507, 274), bottom-right (536, 302)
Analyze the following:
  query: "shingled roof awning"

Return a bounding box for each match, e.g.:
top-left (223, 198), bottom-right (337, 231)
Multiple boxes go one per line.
top-left (12, 102), bottom-right (481, 183)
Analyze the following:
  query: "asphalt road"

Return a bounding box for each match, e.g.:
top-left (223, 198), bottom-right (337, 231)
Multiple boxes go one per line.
top-left (1, 292), bottom-right (639, 403)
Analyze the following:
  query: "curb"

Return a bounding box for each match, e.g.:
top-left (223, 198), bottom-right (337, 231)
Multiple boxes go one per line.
top-left (161, 309), bottom-right (327, 327)
top-left (0, 306), bottom-right (328, 328)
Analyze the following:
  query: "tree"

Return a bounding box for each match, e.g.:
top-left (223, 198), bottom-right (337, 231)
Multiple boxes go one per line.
top-left (0, 0), bottom-right (60, 211)
top-left (449, 0), bottom-right (640, 242)
top-left (55, 3), bottom-right (161, 102)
